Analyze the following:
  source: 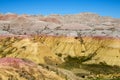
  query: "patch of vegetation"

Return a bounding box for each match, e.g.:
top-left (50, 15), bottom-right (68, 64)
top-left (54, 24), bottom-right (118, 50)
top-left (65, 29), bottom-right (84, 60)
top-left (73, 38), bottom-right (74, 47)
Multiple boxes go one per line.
top-left (60, 56), bottom-right (82, 69)
top-left (58, 52), bottom-right (96, 69)
top-left (110, 78), bottom-right (120, 80)
top-left (58, 55), bottom-right (120, 80)
top-left (91, 78), bottom-right (109, 80)
top-left (91, 78), bottom-right (120, 80)
top-left (82, 63), bottom-right (120, 74)
top-left (59, 54), bottom-right (95, 69)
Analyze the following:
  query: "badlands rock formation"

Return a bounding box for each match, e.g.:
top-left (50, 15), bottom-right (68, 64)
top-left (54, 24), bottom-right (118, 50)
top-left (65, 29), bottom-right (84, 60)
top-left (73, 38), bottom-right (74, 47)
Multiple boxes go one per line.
top-left (0, 12), bottom-right (120, 36)
top-left (0, 35), bottom-right (120, 66)
top-left (0, 13), bottom-right (120, 79)
top-left (0, 57), bottom-right (66, 80)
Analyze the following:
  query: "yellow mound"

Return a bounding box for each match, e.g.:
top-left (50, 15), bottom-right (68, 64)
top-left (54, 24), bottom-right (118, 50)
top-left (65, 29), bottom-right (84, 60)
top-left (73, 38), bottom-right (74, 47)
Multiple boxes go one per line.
top-left (0, 36), bottom-right (120, 66)
top-left (38, 36), bottom-right (120, 66)
top-left (0, 37), bottom-right (61, 65)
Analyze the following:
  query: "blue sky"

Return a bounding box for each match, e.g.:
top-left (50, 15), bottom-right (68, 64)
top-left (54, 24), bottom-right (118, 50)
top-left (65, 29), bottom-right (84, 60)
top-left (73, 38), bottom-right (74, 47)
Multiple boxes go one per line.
top-left (0, 0), bottom-right (120, 18)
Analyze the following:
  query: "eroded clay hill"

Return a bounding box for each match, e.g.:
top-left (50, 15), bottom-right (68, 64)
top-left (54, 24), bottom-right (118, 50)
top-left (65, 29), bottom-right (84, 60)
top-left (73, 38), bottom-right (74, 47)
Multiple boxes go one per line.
top-left (0, 13), bottom-right (120, 36)
top-left (0, 35), bottom-right (120, 66)
top-left (0, 13), bottom-right (120, 79)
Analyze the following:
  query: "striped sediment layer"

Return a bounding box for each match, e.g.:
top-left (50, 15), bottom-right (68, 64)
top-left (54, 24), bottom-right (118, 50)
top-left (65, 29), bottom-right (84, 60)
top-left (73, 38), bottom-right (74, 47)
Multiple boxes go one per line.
top-left (0, 35), bottom-right (120, 66)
